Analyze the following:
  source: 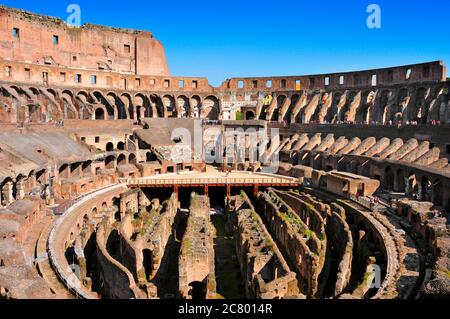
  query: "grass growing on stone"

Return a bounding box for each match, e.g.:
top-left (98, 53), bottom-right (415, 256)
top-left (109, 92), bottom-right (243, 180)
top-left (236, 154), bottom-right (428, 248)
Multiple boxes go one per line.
top-left (437, 268), bottom-right (450, 279)
top-left (181, 238), bottom-right (193, 252)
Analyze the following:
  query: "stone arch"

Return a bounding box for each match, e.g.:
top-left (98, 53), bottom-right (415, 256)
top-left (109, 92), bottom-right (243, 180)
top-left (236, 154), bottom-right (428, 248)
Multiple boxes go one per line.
top-left (117, 141), bottom-right (125, 151)
top-left (340, 91), bottom-right (357, 122)
top-left (189, 281), bottom-right (206, 299)
top-left (9, 85), bottom-right (24, 97)
top-left (106, 142), bottom-right (114, 152)
top-left (163, 95), bottom-right (176, 117)
top-left (0, 87), bottom-right (19, 123)
top-left (59, 164), bottom-right (70, 179)
top-left (190, 95), bottom-right (201, 118)
top-left (283, 93), bottom-right (300, 123)
top-left (93, 91), bottom-right (116, 120)
top-left (107, 92), bottom-right (127, 120)
top-left (45, 88), bottom-right (63, 116)
top-left (75, 91), bottom-right (91, 119)
top-left (27, 103), bottom-right (42, 123)
top-left (94, 107), bottom-right (106, 120)
top-left (62, 90), bottom-right (78, 119)
top-left (134, 93), bottom-right (152, 119)
top-left (150, 94), bottom-right (164, 118)
top-left (120, 93), bottom-right (134, 120)
top-left (117, 153), bottom-right (127, 166)
top-left (357, 90), bottom-right (376, 124)
top-left (129, 153), bottom-right (137, 165)
top-left (271, 94), bottom-right (287, 121)
top-left (245, 110), bottom-right (255, 120)
top-left (82, 161), bottom-right (92, 175)
top-left (28, 87), bottom-right (40, 97)
top-left (105, 155), bottom-right (116, 169)
top-left (146, 152), bottom-right (157, 162)
top-left (82, 213), bottom-right (90, 229)
top-left (202, 95), bottom-right (220, 120)
top-left (46, 88), bottom-right (58, 99)
top-left (35, 169), bottom-right (47, 185)
top-left (326, 91), bottom-right (343, 123)
top-left (177, 95), bottom-right (190, 118)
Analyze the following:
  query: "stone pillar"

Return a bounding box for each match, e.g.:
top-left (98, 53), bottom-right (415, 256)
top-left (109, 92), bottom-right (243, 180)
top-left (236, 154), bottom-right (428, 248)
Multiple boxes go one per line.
top-left (47, 177), bottom-right (56, 205)
top-left (138, 190), bottom-right (150, 208)
top-left (417, 184), bottom-right (423, 201)
top-left (2, 182), bottom-right (14, 206)
top-left (404, 177), bottom-right (412, 196)
top-left (176, 99), bottom-right (183, 118)
top-left (29, 174), bottom-right (37, 192)
top-left (16, 179), bottom-right (25, 200)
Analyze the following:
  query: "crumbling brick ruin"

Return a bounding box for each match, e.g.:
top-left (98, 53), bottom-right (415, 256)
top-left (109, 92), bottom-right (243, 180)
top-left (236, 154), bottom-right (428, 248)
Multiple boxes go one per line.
top-left (227, 192), bottom-right (302, 299)
top-left (178, 193), bottom-right (216, 299)
top-left (0, 5), bottom-right (449, 300)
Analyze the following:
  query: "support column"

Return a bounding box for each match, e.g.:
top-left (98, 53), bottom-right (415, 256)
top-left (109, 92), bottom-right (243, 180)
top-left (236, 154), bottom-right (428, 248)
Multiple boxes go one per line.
top-left (404, 177), bottom-right (411, 196)
top-left (226, 185), bottom-right (231, 199)
top-left (417, 184), bottom-right (423, 201)
top-left (253, 185), bottom-right (259, 197)
top-left (2, 182), bottom-right (14, 206)
top-left (16, 179), bottom-right (25, 200)
top-left (204, 185), bottom-right (209, 197)
top-left (29, 174), bottom-right (37, 192)
top-left (138, 190), bottom-right (150, 207)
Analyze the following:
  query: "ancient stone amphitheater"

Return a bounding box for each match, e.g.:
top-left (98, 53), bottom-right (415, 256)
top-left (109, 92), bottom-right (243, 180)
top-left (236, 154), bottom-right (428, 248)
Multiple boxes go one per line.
top-left (0, 6), bottom-right (449, 300)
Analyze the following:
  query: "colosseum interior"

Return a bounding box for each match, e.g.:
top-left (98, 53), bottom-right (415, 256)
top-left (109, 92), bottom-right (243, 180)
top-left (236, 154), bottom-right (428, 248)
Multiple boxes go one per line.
top-left (0, 5), bottom-right (449, 300)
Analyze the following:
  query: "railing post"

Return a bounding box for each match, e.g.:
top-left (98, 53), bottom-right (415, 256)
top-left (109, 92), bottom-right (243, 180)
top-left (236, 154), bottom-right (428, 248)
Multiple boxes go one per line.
top-left (254, 185), bottom-right (259, 197)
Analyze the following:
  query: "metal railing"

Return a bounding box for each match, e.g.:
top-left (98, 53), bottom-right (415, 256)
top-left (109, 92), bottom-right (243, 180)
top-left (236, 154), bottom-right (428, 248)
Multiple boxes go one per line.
top-left (124, 177), bottom-right (299, 186)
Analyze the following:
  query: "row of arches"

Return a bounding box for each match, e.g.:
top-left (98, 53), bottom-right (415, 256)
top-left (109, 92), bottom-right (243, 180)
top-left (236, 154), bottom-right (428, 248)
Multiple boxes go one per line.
top-left (257, 85), bottom-right (449, 125)
top-left (0, 85), bottom-right (222, 123)
top-left (0, 169), bottom-right (48, 207)
top-left (0, 148), bottom-right (143, 207)
top-left (383, 166), bottom-right (445, 206)
top-left (308, 150), bottom-right (448, 209)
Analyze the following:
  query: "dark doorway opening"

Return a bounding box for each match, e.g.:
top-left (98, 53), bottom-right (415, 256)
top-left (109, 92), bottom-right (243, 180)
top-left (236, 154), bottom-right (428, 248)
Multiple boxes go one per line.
top-left (189, 281), bottom-right (206, 299)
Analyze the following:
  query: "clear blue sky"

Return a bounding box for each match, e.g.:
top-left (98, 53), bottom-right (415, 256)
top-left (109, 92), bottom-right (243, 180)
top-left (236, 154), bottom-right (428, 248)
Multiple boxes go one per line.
top-left (2, 0), bottom-right (449, 86)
